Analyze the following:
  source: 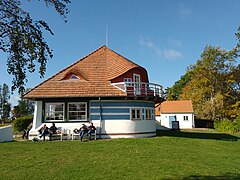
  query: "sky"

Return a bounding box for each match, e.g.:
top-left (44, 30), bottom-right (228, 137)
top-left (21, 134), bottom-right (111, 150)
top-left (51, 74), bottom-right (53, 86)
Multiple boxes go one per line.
top-left (1, 0), bottom-right (240, 106)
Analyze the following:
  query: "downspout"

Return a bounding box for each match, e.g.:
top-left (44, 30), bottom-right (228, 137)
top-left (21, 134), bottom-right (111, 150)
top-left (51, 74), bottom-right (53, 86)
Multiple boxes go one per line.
top-left (99, 97), bottom-right (102, 139)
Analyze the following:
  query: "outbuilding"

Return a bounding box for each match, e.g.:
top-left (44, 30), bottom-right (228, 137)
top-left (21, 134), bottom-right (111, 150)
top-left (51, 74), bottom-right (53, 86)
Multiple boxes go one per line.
top-left (155, 100), bottom-right (195, 129)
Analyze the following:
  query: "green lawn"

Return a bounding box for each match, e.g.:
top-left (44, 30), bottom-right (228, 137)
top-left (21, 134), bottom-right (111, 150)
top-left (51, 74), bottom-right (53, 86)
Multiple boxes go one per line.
top-left (0, 130), bottom-right (240, 180)
top-left (0, 123), bottom-right (11, 127)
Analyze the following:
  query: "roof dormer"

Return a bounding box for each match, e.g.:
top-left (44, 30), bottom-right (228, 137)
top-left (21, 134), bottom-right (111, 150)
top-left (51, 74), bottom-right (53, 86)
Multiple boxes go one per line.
top-left (62, 68), bottom-right (85, 81)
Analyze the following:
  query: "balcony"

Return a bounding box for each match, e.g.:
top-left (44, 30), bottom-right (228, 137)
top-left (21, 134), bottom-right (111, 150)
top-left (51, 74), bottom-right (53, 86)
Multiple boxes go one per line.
top-left (111, 82), bottom-right (164, 98)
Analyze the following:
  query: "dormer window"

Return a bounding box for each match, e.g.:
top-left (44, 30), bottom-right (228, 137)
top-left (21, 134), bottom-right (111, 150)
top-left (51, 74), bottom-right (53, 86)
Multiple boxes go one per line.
top-left (62, 72), bottom-right (84, 80)
top-left (70, 74), bottom-right (80, 80)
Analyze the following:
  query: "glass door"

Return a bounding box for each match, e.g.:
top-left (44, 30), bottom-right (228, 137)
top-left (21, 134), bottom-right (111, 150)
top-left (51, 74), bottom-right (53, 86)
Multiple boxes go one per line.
top-left (133, 74), bottom-right (140, 95)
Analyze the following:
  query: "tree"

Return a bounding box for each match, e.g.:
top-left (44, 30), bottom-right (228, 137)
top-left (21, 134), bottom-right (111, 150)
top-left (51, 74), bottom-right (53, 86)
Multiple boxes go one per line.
top-left (166, 27), bottom-right (240, 122)
top-left (180, 46), bottom-right (237, 120)
top-left (12, 98), bottom-right (34, 118)
top-left (11, 88), bottom-right (34, 118)
top-left (227, 64), bottom-right (240, 118)
top-left (0, 0), bottom-right (71, 94)
top-left (166, 70), bottom-right (193, 100)
top-left (0, 83), bottom-right (11, 121)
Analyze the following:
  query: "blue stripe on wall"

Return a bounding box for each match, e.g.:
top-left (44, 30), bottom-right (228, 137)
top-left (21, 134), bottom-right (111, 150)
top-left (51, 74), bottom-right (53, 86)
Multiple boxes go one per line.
top-left (90, 108), bottom-right (129, 113)
top-left (90, 114), bottom-right (130, 120)
top-left (90, 101), bottom-right (154, 108)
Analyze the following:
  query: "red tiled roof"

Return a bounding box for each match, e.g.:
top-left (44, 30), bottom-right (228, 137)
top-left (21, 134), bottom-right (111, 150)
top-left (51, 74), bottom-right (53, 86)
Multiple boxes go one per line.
top-left (23, 46), bottom-right (145, 99)
top-left (156, 100), bottom-right (193, 114)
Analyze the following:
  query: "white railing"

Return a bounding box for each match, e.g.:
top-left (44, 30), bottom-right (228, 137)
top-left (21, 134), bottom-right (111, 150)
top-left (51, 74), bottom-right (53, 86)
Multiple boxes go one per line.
top-left (111, 82), bottom-right (164, 97)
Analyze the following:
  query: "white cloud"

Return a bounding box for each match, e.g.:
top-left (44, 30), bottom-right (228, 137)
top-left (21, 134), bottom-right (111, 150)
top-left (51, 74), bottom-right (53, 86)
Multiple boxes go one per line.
top-left (139, 36), bottom-right (154, 48)
top-left (167, 39), bottom-right (182, 48)
top-left (139, 36), bottom-right (183, 60)
top-left (179, 3), bottom-right (192, 18)
top-left (163, 49), bottom-right (183, 59)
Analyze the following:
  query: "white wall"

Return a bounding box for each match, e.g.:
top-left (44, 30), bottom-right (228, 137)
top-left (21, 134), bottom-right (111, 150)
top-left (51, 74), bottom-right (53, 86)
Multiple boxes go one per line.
top-left (0, 125), bottom-right (13, 142)
top-left (29, 119), bottom-right (156, 139)
top-left (156, 113), bottom-right (194, 129)
top-left (92, 119), bottom-right (156, 138)
top-left (29, 100), bottom-right (156, 139)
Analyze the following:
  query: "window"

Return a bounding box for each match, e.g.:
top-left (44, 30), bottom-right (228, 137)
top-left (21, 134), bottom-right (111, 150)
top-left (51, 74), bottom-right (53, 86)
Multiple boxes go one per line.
top-left (133, 74), bottom-right (141, 95)
top-left (184, 116), bottom-right (188, 121)
top-left (45, 103), bottom-right (64, 121)
top-left (68, 102), bottom-right (87, 121)
top-left (131, 108), bottom-right (141, 120)
top-left (151, 109), bottom-right (155, 119)
top-left (124, 78), bottom-right (132, 87)
top-left (145, 108), bottom-right (155, 120)
top-left (70, 74), bottom-right (79, 79)
top-left (145, 109), bottom-right (151, 120)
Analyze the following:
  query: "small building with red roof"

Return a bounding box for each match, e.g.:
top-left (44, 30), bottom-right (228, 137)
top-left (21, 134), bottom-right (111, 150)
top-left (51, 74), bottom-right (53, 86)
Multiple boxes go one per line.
top-left (24, 45), bottom-right (164, 139)
top-left (155, 100), bottom-right (195, 129)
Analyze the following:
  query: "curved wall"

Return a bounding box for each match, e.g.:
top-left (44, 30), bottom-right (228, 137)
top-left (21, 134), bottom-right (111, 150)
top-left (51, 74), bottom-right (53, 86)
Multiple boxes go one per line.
top-left (90, 100), bottom-right (156, 138)
top-left (29, 100), bottom-right (156, 139)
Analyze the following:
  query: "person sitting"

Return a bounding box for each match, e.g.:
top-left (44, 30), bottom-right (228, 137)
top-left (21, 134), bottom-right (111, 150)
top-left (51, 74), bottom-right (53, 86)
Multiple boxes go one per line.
top-left (38, 124), bottom-right (49, 141)
top-left (87, 122), bottom-right (96, 140)
top-left (49, 123), bottom-right (58, 141)
top-left (79, 123), bottom-right (88, 141)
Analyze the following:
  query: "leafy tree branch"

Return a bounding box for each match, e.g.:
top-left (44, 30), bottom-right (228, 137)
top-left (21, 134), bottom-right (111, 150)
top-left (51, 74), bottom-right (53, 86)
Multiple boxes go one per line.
top-left (0, 0), bottom-right (71, 94)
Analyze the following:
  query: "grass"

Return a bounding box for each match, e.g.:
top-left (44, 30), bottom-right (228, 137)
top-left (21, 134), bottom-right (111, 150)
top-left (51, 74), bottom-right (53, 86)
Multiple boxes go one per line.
top-left (0, 130), bottom-right (240, 180)
top-left (0, 123), bottom-right (11, 127)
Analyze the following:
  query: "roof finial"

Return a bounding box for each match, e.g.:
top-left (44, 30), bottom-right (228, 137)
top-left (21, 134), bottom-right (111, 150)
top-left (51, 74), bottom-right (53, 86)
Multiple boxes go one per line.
top-left (106, 25), bottom-right (108, 47)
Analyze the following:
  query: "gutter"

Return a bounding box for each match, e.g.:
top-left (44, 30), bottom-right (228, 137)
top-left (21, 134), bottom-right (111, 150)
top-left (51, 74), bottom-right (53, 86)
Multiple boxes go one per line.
top-left (99, 97), bottom-right (102, 139)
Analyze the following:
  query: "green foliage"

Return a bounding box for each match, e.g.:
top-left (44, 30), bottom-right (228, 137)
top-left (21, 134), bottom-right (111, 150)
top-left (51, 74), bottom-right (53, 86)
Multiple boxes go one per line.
top-left (214, 119), bottom-right (240, 133)
top-left (234, 113), bottom-right (240, 131)
top-left (0, 83), bottom-right (11, 119)
top-left (13, 115), bottom-right (33, 132)
top-left (12, 98), bottom-right (34, 118)
top-left (167, 26), bottom-right (240, 120)
top-left (0, 0), bottom-right (71, 93)
top-left (166, 70), bottom-right (193, 100)
top-left (180, 46), bottom-right (237, 120)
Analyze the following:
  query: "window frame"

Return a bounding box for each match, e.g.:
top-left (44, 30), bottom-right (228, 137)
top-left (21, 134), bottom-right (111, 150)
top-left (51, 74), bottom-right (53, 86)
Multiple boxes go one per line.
top-left (68, 102), bottom-right (88, 121)
top-left (131, 108), bottom-right (142, 120)
top-left (145, 108), bottom-right (151, 120)
top-left (145, 108), bottom-right (155, 120)
top-left (45, 102), bottom-right (65, 122)
top-left (133, 74), bottom-right (141, 95)
top-left (124, 78), bottom-right (132, 87)
top-left (70, 74), bottom-right (80, 80)
top-left (183, 115), bottom-right (189, 121)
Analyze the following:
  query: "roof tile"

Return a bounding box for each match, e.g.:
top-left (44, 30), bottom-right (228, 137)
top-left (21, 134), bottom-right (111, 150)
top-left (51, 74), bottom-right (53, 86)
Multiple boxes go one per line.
top-left (157, 100), bottom-right (194, 114)
top-left (24, 46), bottom-right (144, 99)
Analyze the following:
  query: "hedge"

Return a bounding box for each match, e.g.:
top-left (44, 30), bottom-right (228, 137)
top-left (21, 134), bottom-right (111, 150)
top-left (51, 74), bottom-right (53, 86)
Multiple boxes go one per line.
top-left (214, 119), bottom-right (240, 133)
top-left (13, 116), bottom-right (33, 132)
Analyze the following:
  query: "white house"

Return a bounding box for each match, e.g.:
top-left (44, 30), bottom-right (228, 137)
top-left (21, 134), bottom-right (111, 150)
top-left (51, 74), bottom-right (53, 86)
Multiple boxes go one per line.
top-left (155, 100), bottom-right (194, 129)
top-left (23, 46), bottom-right (164, 140)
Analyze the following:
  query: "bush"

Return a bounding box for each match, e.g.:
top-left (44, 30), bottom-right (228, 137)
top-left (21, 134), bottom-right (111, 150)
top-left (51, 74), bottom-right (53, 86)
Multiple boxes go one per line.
top-left (13, 116), bottom-right (33, 132)
top-left (235, 114), bottom-right (240, 132)
top-left (214, 119), bottom-right (239, 133)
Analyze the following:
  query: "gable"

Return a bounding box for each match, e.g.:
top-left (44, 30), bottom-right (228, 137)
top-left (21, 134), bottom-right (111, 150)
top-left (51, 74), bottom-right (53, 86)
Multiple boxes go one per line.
top-left (111, 67), bottom-right (149, 83)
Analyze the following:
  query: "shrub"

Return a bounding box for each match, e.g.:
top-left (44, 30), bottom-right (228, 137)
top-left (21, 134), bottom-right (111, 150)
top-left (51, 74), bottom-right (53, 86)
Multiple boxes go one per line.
top-left (234, 114), bottom-right (240, 132)
top-left (13, 116), bottom-right (33, 132)
top-left (214, 119), bottom-right (239, 133)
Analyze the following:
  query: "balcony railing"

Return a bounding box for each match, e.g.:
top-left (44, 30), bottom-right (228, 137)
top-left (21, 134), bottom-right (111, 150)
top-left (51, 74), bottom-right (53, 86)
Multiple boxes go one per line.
top-left (111, 82), bottom-right (164, 97)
